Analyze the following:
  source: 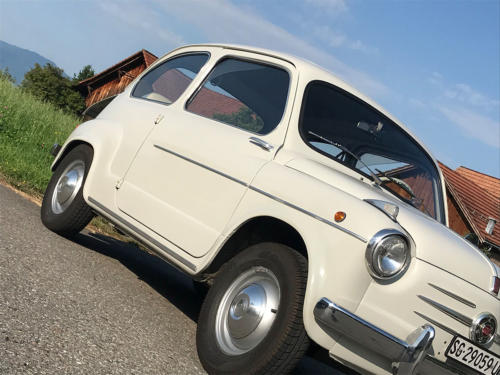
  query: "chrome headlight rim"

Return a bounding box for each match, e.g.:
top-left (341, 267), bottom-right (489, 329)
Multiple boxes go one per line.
top-left (470, 312), bottom-right (497, 346)
top-left (365, 229), bottom-right (412, 280)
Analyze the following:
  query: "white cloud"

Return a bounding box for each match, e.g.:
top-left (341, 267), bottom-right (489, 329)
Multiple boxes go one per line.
top-left (444, 83), bottom-right (499, 110)
top-left (150, 0), bottom-right (387, 97)
top-left (427, 73), bottom-right (498, 111)
top-left (409, 98), bottom-right (426, 108)
top-left (311, 25), bottom-right (378, 54)
top-left (423, 72), bottom-right (499, 148)
top-left (304, 0), bottom-right (348, 13)
top-left (428, 71), bottom-right (443, 85)
top-left (313, 25), bottom-right (346, 47)
top-left (97, 0), bottom-right (384, 95)
top-left (438, 106), bottom-right (500, 148)
top-left (99, 2), bottom-right (186, 46)
top-left (349, 39), bottom-right (378, 54)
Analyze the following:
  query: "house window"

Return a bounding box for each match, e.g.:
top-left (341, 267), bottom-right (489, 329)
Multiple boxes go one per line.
top-left (486, 218), bottom-right (496, 235)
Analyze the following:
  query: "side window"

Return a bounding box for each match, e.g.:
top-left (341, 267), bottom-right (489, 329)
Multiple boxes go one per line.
top-left (186, 58), bottom-right (289, 135)
top-left (132, 53), bottom-right (209, 105)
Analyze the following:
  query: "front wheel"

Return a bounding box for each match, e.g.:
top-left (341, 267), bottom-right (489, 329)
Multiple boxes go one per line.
top-left (196, 243), bottom-right (309, 374)
top-left (41, 144), bottom-right (94, 237)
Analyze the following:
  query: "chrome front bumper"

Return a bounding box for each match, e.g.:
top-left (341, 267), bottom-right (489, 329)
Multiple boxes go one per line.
top-left (313, 298), bottom-right (435, 374)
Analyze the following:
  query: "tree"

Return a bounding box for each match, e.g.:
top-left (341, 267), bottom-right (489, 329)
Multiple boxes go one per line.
top-left (0, 67), bottom-right (15, 84)
top-left (213, 107), bottom-right (264, 133)
top-left (21, 63), bottom-right (85, 115)
top-left (73, 65), bottom-right (95, 82)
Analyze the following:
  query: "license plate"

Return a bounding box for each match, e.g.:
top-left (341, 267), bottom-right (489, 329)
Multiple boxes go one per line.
top-left (445, 336), bottom-right (500, 375)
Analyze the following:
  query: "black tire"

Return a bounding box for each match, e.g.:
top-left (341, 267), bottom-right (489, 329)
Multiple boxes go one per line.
top-left (41, 144), bottom-right (94, 237)
top-left (193, 279), bottom-right (210, 300)
top-left (196, 242), bottom-right (310, 375)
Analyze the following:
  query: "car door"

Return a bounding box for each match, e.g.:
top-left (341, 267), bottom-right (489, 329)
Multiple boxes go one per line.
top-left (117, 51), bottom-right (296, 258)
top-left (103, 52), bottom-right (211, 184)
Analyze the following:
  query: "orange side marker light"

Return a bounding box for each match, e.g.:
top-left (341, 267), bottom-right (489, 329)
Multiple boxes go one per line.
top-left (334, 211), bottom-right (346, 222)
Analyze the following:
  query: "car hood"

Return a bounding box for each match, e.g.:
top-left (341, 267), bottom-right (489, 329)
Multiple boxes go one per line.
top-left (287, 158), bottom-right (498, 293)
top-left (395, 204), bottom-right (497, 292)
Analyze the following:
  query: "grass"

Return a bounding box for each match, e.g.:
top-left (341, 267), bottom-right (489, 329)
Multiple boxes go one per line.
top-left (0, 77), bottom-right (122, 239)
top-left (0, 77), bottom-right (79, 195)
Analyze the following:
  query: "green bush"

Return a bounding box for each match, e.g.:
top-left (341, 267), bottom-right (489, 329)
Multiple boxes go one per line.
top-left (0, 76), bottom-right (79, 194)
top-left (21, 63), bottom-right (86, 116)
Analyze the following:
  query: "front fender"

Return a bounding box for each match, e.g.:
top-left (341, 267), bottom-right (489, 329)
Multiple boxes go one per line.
top-left (211, 161), bottom-right (403, 351)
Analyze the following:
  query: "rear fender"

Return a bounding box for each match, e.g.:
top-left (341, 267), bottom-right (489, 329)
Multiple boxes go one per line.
top-left (50, 119), bottom-right (125, 204)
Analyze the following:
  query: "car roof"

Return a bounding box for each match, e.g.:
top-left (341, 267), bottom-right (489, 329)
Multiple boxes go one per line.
top-left (173, 44), bottom-right (398, 122)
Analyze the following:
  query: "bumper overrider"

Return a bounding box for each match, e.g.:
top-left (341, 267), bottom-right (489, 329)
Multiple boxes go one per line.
top-left (314, 298), bottom-right (435, 374)
top-left (50, 143), bottom-right (62, 157)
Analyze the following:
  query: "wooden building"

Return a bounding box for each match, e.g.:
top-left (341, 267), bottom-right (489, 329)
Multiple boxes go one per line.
top-left (75, 49), bottom-right (158, 107)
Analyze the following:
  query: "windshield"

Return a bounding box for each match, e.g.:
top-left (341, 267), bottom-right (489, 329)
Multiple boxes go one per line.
top-left (300, 81), bottom-right (445, 222)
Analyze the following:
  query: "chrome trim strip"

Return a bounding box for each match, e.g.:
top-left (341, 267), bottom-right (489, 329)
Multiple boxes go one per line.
top-left (490, 275), bottom-right (500, 297)
top-left (249, 186), bottom-right (367, 243)
top-left (428, 283), bottom-right (476, 308)
top-left (153, 144), bottom-right (247, 186)
top-left (154, 144), bottom-right (367, 243)
top-left (414, 311), bottom-right (462, 337)
top-left (418, 295), bottom-right (472, 326)
top-left (364, 199), bottom-right (399, 222)
top-left (418, 258), bottom-right (488, 296)
top-left (314, 298), bottom-right (435, 374)
top-left (87, 197), bottom-right (197, 271)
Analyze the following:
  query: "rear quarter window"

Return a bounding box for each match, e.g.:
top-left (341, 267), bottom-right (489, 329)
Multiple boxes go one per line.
top-left (132, 53), bottom-right (209, 105)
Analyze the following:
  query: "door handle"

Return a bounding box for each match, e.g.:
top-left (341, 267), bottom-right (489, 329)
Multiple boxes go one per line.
top-left (249, 137), bottom-right (274, 151)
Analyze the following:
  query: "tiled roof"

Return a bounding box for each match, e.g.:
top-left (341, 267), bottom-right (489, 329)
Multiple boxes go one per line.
top-left (456, 166), bottom-right (500, 198)
top-left (439, 162), bottom-right (500, 247)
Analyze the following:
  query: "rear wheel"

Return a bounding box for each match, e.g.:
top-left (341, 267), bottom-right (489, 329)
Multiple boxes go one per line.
top-left (41, 144), bottom-right (94, 237)
top-left (193, 280), bottom-right (210, 299)
top-left (196, 242), bottom-right (309, 374)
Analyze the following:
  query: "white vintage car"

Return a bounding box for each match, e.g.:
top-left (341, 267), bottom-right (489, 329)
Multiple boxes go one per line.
top-left (41, 44), bottom-right (499, 375)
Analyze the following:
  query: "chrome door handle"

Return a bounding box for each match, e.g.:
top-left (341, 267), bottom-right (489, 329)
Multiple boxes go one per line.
top-left (249, 137), bottom-right (274, 151)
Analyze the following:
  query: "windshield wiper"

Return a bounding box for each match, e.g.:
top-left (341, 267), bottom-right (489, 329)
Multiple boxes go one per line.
top-left (375, 168), bottom-right (416, 197)
top-left (375, 168), bottom-right (433, 216)
top-left (308, 131), bottom-right (383, 185)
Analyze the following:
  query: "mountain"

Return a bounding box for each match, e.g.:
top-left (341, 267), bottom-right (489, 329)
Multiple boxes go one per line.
top-left (0, 40), bottom-right (59, 84)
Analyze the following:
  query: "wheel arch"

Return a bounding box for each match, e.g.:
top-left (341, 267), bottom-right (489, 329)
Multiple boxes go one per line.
top-left (201, 216), bottom-right (308, 277)
top-left (51, 139), bottom-right (94, 171)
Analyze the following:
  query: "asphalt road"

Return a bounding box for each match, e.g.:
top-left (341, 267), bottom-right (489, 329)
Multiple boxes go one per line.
top-left (0, 183), bottom-right (352, 375)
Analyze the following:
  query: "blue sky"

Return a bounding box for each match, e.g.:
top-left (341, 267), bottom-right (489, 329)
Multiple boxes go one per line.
top-left (1, 0), bottom-right (499, 177)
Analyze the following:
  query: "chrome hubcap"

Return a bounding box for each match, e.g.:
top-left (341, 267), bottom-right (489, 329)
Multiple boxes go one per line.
top-left (215, 266), bottom-right (280, 355)
top-left (51, 160), bottom-right (85, 214)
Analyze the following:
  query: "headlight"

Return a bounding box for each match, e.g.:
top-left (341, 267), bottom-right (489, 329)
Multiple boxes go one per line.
top-left (366, 229), bottom-right (411, 279)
